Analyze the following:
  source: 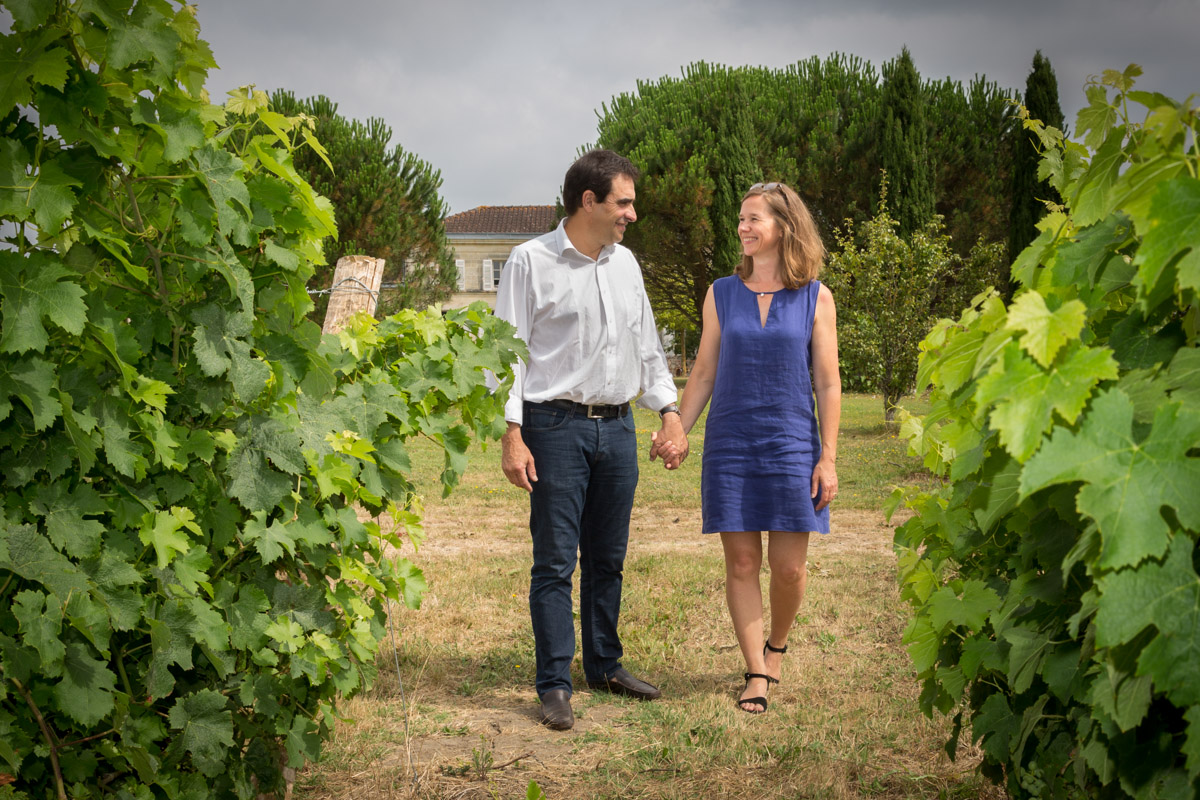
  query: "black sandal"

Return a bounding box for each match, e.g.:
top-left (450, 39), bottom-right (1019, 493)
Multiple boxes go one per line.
top-left (737, 672), bottom-right (778, 714)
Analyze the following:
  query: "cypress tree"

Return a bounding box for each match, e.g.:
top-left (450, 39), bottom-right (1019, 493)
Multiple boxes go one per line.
top-left (878, 47), bottom-right (934, 238)
top-left (1008, 51), bottom-right (1066, 264)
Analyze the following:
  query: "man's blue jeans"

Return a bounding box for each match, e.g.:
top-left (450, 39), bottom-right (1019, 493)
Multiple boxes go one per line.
top-left (522, 402), bottom-right (639, 698)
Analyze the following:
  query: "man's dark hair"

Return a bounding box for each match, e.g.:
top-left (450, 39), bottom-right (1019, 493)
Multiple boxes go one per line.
top-left (562, 149), bottom-right (639, 215)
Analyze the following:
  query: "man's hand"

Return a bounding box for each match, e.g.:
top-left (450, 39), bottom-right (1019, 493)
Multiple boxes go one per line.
top-left (650, 414), bottom-right (688, 470)
top-left (501, 423), bottom-right (537, 492)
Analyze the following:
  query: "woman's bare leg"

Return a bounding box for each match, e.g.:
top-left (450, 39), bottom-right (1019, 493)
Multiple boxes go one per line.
top-left (721, 531), bottom-right (769, 710)
top-left (763, 531), bottom-right (810, 681)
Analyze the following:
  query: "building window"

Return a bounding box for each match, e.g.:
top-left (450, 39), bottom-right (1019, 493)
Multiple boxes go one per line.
top-left (455, 259), bottom-right (465, 291)
top-left (482, 253), bottom-right (509, 291)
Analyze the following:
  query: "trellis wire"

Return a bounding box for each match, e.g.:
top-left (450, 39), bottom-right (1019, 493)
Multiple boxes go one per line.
top-left (306, 276), bottom-right (402, 297)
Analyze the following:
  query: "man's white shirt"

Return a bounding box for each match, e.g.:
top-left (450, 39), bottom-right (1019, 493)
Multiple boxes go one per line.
top-left (492, 219), bottom-right (677, 425)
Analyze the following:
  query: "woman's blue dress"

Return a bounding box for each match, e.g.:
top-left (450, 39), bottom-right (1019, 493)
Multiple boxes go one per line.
top-left (701, 275), bottom-right (830, 534)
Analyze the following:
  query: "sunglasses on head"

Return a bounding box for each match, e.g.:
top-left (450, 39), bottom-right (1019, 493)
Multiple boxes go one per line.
top-left (750, 182), bottom-right (781, 192)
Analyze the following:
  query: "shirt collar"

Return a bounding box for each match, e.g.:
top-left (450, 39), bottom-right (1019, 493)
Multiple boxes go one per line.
top-left (555, 218), bottom-right (614, 263)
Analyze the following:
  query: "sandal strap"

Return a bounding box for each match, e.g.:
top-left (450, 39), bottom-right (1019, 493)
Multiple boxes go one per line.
top-left (764, 639), bottom-right (788, 654)
top-left (738, 673), bottom-right (770, 713)
top-left (738, 695), bottom-right (768, 713)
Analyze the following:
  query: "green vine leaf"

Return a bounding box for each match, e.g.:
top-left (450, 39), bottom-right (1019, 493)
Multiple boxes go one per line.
top-left (1134, 176), bottom-right (1200, 302)
top-left (1076, 85), bottom-right (1119, 151)
top-left (1072, 125), bottom-right (1126, 226)
top-left (0, 355), bottom-right (61, 430)
top-left (26, 158), bottom-right (81, 232)
top-left (927, 580), bottom-right (1000, 632)
top-left (13, 589), bottom-right (65, 673)
top-left (1184, 707), bottom-right (1200, 778)
top-left (1004, 291), bottom-right (1087, 368)
top-left (0, 523), bottom-right (88, 598)
top-left (146, 602), bottom-right (196, 699)
top-left (1096, 537), bottom-right (1200, 708)
top-left (168, 689), bottom-right (234, 778)
top-left (1, 0), bottom-right (55, 31)
top-left (138, 507), bottom-right (201, 569)
top-left (31, 482), bottom-right (107, 559)
top-left (0, 253), bottom-right (88, 354)
top-left (242, 512), bottom-right (298, 564)
top-left (0, 28), bottom-right (69, 112)
top-left (976, 341), bottom-right (1117, 462)
top-left (394, 557), bottom-right (428, 610)
top-left (1021, 389), bottom-right (1200, 568)
top-left (104, 0), bottom-right (181, 73)
top-left (55, 642), bottom-right (117, 727)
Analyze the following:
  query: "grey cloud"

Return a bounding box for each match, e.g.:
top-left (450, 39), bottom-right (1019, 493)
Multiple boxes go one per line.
top-left (9, 1), bottom-right (1196, 213)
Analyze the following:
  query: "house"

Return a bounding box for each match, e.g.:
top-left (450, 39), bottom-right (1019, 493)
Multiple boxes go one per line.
top-left (442, 205), bottom-right (558, 309)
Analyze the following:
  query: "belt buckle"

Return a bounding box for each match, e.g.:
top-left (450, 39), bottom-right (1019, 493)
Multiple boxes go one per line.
top-left (586, 404), bottom-right (604, 419)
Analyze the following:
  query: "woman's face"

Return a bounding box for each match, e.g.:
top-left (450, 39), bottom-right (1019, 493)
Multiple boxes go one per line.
top-left (738, 194), bottom-right (782, 260)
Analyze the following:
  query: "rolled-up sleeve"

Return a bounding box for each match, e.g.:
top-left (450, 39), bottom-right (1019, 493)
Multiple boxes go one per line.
top-left (493, 253), bottom-right (531, 424)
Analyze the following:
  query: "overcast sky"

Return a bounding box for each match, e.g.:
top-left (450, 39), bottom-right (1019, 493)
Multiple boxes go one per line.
top-left (191, 1), bottom-right (1194, 214)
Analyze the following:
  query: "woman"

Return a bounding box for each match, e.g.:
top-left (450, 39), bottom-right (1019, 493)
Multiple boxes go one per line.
top-left (676, 181), bottom-right (841, 714)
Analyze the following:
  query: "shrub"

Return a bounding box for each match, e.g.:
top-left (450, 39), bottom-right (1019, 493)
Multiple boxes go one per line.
top-left (826, 184), bottom-right (1005, 420)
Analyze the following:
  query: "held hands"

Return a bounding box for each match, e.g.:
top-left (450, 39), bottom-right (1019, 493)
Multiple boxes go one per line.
top-left (811, 455), bottom-right (838, 511)
top-left (649, 414), bottom-right (689, 470)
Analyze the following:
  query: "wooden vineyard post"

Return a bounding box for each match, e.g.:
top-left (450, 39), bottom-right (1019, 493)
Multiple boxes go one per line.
top-left (321, 255), bottom-right (386, 334)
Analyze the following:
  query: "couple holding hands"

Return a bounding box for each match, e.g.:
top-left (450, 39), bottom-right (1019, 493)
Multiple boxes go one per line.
top-left (494, 149), bottom-right (840, 729)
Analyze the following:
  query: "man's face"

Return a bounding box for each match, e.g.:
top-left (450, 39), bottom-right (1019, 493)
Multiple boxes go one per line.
top-left (592, 174), bottom-right (637, 246)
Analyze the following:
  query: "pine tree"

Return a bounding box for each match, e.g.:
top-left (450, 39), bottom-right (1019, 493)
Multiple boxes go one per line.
top-left (591, 54), bottom-right (1014, 343)
top-left (711, 88), bottom-right (761, 276)
top-left (1008, 51), bottom-right (1066, 264)
top-left (878, 47), bottom-right (935, 238)
top-left (270, 91), bottom-right (456, 316)
top-left (594, 62), bottom-right (770, 329)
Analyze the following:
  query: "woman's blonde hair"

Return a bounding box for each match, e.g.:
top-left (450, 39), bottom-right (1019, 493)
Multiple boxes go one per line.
top-left (736, 182), bottom-right (825, 288)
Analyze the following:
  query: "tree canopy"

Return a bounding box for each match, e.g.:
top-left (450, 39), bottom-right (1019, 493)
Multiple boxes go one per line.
top-left (593, 52), bottom-right (1017, 332)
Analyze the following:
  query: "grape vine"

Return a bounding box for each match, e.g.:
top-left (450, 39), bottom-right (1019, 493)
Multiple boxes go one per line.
top-left (893, 66), bottom-right (1199, 798)
top-left (0, 2), bottom-right (523, 797)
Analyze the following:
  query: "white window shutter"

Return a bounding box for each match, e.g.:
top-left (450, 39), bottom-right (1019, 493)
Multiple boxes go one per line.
top-left (482, 259), bottom-right (493, 292)
top-left (455, 259), bottom-right (465, 291)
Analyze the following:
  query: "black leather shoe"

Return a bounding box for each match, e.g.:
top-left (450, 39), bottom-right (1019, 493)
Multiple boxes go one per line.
top-left (586, 667), bottom-right (662, 700)
top-left (539, 689), bottom-right (574, 730)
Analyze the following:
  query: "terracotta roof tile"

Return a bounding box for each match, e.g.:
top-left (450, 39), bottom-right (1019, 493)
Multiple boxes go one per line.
top-left (444, 205), bottom-right (558, 235)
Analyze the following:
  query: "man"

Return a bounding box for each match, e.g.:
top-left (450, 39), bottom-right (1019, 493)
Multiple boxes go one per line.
top-left (494, 149), bottom-right (686, 731)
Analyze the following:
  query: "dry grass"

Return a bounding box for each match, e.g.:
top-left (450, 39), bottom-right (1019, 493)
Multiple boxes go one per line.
top-left (293, 396), bottom-right (998, 800)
